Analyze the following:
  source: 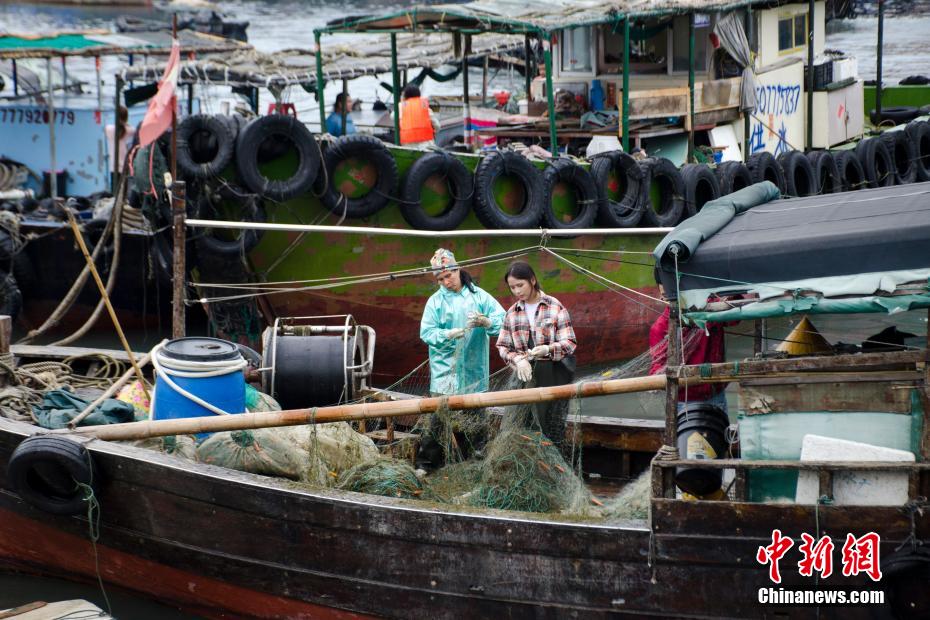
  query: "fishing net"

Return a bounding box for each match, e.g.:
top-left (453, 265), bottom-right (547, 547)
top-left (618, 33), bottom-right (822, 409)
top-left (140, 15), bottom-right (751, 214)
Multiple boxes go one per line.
top-left (337, 457), bottom-right (425, 499)
top-left (196, 428), bottom-right (313, 480)
top-left (125, 434), bottom-right (197, 460)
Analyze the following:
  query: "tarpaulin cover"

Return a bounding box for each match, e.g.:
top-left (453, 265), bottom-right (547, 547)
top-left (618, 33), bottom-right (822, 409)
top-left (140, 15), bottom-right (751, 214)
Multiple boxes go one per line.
top-left (33, 389), bottom-right (136, 430)
top-left (654, 183), bottom-right (930, 303)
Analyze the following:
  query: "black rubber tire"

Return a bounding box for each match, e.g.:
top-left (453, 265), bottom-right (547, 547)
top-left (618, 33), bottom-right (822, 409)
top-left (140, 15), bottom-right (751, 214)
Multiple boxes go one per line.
top-left (639, 157), bottom-right (685, 227)
top-left (235, 115), bottom-right (321, 201)
top-left (806, 151), bottom-right (842, 194)
top-left (176, 114), bottom-right (236, 180)
top-left (920, 104), bottom-right (930, 116)
top-left (880, 131), bottom-right (918, 185)
top-left (7, 435), bottom-right (96, 516)
top-left (869, 106), bottom-right (920, 126)
top-left (905, 120), bottom-right (930, 182)
top-left (776, 151), bottom-right (817, 197)
top-left (398, 152), bottom-right (472, 231)
top-left (321, 134), bottom-right (398, 219)
top-left (855, 138), bottom-right (895, 188)
top-left (196, 183), bottom-right (266, 255)
top-left (680, 164), bottom-right (720, 217)
top-left (590, 151), bottom-right (644, 228)
top-left (714, 161), bottom-right (753, 196)
top-left (473, 151), bottom-right (543, 229)
top-left (834, 150), bottom-right (867, 192)
top-left (540, 158), bottom-right (599, 229)
top-left (746, 152), bottom-right (787, 195)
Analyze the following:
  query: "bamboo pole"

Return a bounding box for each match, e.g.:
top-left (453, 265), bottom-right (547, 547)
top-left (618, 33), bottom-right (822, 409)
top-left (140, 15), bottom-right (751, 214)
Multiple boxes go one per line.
top-left (171, 180), bottom-right (187, 339)
top-left (68, 374), bottom-right (668, 442)
top-left (64, 210), bottom-right (149, 399)
top-left (68, 351), bottom-right (154, 429)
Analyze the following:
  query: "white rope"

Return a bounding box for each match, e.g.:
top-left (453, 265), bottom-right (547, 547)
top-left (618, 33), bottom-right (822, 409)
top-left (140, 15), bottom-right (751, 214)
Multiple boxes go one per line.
top-left (150, 342), bottom-right (247, 418)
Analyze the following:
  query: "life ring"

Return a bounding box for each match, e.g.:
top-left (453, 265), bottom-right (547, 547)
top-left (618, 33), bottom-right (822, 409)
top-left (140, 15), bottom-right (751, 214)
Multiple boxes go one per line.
top-left (473, 151), bottom-right (543, 229)
top-left (196, 183), bottom-right (266, 255)
top-left (746, 152), bottom-right (786, 195)
top-left (880, 131), bottom-right (917, 185)
top-left (398, 152), bottom-right (472, 231)
top-left (833, 150), bottom-right (867, 191)
top-left (714, 161), bottom-right (753, 196)
top-left (235, 115), bottom-right (321, 201)
top-left (855, 138), bottom-right (895, 188)
top-left (590, 150), bottom-right (644, 228)
top-left (540, 158), bottom-right (598, 229)
top-left (869, 106), bottom-right (920, 126)
top-left (906, 120), bottom-right (930, 182)
top-left (639, 157), bottom-right (685, 227)
top-left (321, 134), bottom-right (398, 219)
top-left (7, 435), bottom-right (96, 516)
top-left (806, 151), bottom-right (842, 194)
top-left (680, 163), bottom-right (720, 218)
top-left (176, 114), bottom-right (236, 180)
top-left (776, 151), bottom-right (817, 197)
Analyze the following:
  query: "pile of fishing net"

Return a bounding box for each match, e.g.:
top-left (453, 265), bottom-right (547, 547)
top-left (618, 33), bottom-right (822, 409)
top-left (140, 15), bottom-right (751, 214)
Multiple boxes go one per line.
top-left (337, 458), bottom-right (426, 499)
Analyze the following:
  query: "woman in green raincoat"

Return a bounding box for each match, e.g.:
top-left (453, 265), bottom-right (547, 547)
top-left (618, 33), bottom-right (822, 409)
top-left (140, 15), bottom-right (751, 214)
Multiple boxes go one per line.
top-left (417, 248), bottom-right (505, 469)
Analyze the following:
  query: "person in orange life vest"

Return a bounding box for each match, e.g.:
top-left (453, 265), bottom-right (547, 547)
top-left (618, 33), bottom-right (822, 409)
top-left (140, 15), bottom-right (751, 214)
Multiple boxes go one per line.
top-left (399, 84), bottom-right (440, 147)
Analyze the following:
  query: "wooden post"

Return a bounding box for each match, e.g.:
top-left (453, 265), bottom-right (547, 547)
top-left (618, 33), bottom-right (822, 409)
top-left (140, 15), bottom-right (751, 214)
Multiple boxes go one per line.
top-left (46, 58), bottom-right (57, 200)
top-left (621, 17), bottom-right (631, 152)
top-left (391, 33), bottom-right (402, 145)
top-left (524, 35), bottom-right (533, 102)
top-left (481, 55), bottom-right (489, 105)
top-left (340, 79), bottom-right (349, 136)
top-left (171, 180), bottom-right (187, 339)
top-left (664, 303), bottom-right (682, 498)
top-left (314, 31), bottom-right (326, 133)
top-left (113, 75), bottom-right (123, 194)
top-left (170, 15), bottom-right (179, 184)
top-left (688, 13), bottom-right (695, 163)
top-left (875, 0), bottom-right (884, 127)
top-left (806, 0), bottom-right (814, 149)
top-left (187, 83), bottom-right (194, 115)
top-left (543, 32), bottom-right (557, 156)
top-left (753, 319), bottom-right (763, 356)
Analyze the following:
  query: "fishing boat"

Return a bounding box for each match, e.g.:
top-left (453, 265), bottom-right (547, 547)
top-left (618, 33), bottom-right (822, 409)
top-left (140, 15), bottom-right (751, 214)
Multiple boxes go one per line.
top-left (0, 180), bottom-right (928, 618)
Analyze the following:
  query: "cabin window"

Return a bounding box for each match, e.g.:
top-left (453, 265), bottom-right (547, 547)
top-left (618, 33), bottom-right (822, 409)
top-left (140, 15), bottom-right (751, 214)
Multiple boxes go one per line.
top-left (560, 27), bottom-right (593, 73)
top-left (778, 12), bottom-right (808, 53)
top-left (597, 26), bottom-right (625, 73)
top-left (671, 14), bottom-right (711, 74)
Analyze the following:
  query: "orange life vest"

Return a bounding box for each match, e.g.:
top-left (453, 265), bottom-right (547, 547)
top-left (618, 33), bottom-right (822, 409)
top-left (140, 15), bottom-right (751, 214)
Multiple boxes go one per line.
top-left (399, 97), bottom-right (434, 144)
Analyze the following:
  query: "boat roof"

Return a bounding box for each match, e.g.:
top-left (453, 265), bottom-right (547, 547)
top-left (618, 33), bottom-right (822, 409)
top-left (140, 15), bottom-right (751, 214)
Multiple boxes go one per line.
top-left (318, 0), bottom-right (796, 36)
top-left (119, 32), bottom-right (523, 90)
top-left (653, 182), bottom-right (930, 323)
top-left (0, 29), bottom-right (250, 60)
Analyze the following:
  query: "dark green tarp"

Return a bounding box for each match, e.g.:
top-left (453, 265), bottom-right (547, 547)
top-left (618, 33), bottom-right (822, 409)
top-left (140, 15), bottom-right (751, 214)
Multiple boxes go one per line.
top-left (33, 389), bottom-right (136, 430)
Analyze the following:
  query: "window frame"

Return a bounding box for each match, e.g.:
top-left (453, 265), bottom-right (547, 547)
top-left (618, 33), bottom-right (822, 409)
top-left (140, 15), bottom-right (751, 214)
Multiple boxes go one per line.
top-left (777, 11), bottom-right (809, 55)
top-left (559, 26), bottom-right (595, 76)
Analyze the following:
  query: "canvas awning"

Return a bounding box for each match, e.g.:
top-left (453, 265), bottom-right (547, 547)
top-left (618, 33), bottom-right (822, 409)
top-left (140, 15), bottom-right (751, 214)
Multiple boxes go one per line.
top-left (653, 182), bottom-right (930, 322)
top-left (0, 30), bottom-right (249, 60)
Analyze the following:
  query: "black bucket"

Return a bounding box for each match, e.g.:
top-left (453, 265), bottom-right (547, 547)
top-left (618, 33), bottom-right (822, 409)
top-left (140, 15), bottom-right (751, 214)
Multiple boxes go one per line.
top-left (675, 402), bottom-right (730, 497)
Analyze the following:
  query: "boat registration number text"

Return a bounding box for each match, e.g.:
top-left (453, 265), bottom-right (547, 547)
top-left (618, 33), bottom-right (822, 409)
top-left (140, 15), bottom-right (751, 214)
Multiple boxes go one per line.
top-left (2, 108), bottom-right (76, 125)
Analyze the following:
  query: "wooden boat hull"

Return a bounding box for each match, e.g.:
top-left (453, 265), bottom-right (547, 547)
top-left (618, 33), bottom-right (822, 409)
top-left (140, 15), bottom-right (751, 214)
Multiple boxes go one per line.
top-left (0, 417), bottom-right (919, 619)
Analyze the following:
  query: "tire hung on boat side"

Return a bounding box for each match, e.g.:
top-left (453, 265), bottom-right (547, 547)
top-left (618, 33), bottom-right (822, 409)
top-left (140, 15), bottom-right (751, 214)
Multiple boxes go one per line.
top-left (806, 151), bottom-right (842, 194)
top-left (590, 150), bottom-right (644, 228)
top-left (879, 130), bottom-right (918, 185)
top-left (176, 114), bottom-right (237, 180)
top-left (855, 137), bottom-right (895, 188)
top-left (833, 150), bottom-right (867, 192)
top-left (540, 158), bottom-right (598, 229)
top-left (638, 157), bottom-right (685, 227)
top-left (680, 163), bottom-right (720, 218)
top-left (776, 151), bottom-right (817, 197)
top-left (714, 161), bottom-right (753, 196)
top-left (196, 182), bottom-right (267, 255)
top-left (321, 134), bottom-right (398, 219)
top-left (869, 106), bottom-right (920, 126)
top-left (746, 152), bottom-right (787, 195)
top-left (473, 151), bottom-right (543, 229)
top-left (7, 435), bottom-right (97, 516)
top-left (906, 120), bottom-right (930, 182)
top-left (398, 151), bottom-right (472, 231)
top-left (235, 114), bottom-right (321, 201)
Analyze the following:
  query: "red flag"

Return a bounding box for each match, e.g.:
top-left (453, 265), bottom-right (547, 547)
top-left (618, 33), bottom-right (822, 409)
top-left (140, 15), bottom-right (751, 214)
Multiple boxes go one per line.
top-left (138, 38), bottom-right (180, 147)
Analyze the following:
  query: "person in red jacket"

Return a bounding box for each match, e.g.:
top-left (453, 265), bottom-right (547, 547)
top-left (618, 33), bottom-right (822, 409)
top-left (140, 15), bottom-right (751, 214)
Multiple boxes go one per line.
top-left (399, 84), bottom-right (440, 147)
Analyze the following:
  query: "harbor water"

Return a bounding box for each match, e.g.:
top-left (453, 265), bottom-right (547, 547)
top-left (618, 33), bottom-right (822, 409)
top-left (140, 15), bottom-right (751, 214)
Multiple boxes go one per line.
top-left (1, 1), bottom-right (929, 616)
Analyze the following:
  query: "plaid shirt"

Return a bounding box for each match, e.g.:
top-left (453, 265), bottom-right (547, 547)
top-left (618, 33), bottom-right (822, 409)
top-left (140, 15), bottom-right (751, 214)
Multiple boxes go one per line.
top-left (496, 294), bottom-right (577, 363)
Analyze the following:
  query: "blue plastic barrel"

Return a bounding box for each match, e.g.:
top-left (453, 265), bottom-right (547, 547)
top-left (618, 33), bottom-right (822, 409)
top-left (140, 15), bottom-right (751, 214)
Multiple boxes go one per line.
top-left (152, 338), bottom-right (246, 428)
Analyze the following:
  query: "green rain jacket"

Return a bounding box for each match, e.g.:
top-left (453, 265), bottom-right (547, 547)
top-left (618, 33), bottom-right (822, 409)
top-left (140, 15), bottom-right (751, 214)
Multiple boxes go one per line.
top-left (420, 284), bottom-right (505, 395)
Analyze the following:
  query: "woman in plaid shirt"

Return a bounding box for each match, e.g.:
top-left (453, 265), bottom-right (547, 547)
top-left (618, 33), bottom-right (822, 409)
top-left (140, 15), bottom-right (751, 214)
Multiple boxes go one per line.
top-left (496, 261), bottom-right (577, 450)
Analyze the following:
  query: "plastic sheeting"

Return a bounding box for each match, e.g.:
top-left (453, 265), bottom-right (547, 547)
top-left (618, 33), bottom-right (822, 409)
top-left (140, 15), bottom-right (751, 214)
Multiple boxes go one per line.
top-left (713, 11), bottom-right (757, 111)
